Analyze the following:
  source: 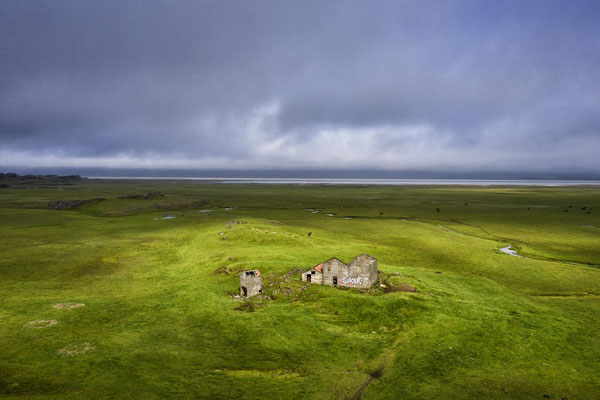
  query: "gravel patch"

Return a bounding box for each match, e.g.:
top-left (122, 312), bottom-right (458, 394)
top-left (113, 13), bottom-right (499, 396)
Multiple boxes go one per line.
top-left (23, 320), bottom-right (58, 329)
top-left (57, 342), bottom-right (95, 357)
top-left (52, 302), bottom-right (85, 310)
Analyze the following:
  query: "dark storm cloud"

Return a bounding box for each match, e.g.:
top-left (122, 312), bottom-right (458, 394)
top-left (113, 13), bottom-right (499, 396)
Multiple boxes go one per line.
top-left (1, 0), bottom-right (599, 171)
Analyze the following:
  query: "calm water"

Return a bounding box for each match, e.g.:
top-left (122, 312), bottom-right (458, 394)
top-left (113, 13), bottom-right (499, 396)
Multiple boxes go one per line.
top-left (89, 177), bottom-right (600, 186)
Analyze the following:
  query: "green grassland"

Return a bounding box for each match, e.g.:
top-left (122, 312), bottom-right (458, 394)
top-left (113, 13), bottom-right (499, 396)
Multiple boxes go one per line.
top-left (1, 180), bottom-right (599, 399)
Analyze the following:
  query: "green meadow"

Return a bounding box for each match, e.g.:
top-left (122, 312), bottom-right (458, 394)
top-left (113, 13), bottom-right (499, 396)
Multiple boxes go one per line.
top-left (1, 180), bottom-right (599, 399)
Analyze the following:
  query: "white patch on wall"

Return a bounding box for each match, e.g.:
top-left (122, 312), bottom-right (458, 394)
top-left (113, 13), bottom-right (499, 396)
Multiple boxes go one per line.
top-left (341, 276), bottom-right (362, 286)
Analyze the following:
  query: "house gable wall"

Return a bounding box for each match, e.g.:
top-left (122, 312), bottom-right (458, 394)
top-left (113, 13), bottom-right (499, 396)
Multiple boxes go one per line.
top-left (302, 269), bottom-right (324, 284)
top-left (347, 254), bottom-right (378, 287)
top-left (321, 258), bottom-right (347, 286)
top-left (303, 254), bottom-right (378, 289)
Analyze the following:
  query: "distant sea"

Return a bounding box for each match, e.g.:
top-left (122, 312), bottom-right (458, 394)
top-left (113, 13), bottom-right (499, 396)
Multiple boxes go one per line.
top-left (87, 177), bottom-right (600, 186)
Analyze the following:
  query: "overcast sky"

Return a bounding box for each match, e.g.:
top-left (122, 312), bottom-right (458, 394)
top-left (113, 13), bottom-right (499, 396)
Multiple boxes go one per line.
top-left (1, 0), bottom-right (599, 174)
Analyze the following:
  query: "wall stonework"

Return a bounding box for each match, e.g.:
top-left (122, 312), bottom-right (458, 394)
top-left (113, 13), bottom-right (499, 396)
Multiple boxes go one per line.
top-left (302, 254), bottom-right (378, 289)
top-left (240, 270), bottom-right (262, 297)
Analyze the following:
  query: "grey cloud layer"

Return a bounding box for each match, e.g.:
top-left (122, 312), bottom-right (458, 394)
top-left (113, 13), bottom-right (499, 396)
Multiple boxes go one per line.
top-left (1, 0), bottom-right (599, 171)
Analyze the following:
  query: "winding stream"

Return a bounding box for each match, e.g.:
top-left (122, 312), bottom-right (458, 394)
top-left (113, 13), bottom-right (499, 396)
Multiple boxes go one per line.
top-left (499, 244), bottom-right (522, 257)
top-left (153, 215), bottom-right (176, 220)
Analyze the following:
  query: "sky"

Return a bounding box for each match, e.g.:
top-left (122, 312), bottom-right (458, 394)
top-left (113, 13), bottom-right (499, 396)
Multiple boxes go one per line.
top-left (1, 0), bottom-right (599, 175)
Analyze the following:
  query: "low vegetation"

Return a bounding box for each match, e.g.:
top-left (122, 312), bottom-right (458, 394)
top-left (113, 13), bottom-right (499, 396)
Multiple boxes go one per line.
top-left (0, 180), bottom-right (598, 399)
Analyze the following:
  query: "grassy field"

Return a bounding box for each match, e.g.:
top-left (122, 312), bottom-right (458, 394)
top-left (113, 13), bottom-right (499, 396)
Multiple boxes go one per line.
top-left (1, 180), bottom-right (599, 399)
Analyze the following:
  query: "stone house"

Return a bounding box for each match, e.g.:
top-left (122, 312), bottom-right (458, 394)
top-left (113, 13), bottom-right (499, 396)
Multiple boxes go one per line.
top-left (302, 254), bottom-right (378, 289)
top-left (240, 270), bottom-right (262, 297)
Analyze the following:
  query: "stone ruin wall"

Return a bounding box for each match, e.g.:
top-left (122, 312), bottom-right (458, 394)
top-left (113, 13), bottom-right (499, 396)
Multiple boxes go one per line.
top-left (240, 272), bottom-right (263, 297)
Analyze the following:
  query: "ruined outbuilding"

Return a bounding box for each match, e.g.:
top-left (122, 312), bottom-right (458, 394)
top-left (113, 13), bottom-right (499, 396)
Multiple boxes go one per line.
top-left (302, 254), bottom-right (378, 289)
top-left (240, 270), bottom-right (262, 297)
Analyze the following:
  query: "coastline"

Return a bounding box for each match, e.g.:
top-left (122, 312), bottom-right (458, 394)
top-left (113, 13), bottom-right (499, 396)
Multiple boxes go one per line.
top-left (86, 177), bottom-right (600, 186)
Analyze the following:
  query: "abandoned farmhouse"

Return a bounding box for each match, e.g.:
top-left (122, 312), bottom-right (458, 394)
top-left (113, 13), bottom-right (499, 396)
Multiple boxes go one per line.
top-left (238, 254), bottom-right (377, 297)
top-left (302, 254), bottom-right (378, 289)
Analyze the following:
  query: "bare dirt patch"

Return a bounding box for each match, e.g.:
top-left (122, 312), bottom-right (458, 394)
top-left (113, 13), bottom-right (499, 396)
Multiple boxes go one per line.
top-left (23, 320), bottom-right (58, 329)
top-left (378, 272), bottom-right (416, 294)
top-left (234, 301), bottom-right (263, 312)
top-left (52, 302), bottom-right (85, 310)
top-left (57, 342), bottom-right (95, 357)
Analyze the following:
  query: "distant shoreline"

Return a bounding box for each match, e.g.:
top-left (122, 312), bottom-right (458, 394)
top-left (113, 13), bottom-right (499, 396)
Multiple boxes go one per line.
top-left (86, 177), bottom-right (600, 186)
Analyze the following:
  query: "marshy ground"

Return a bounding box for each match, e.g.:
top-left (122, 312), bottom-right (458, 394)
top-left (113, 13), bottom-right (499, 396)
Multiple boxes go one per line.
top-left (0, 180), bottom-right (599, 399)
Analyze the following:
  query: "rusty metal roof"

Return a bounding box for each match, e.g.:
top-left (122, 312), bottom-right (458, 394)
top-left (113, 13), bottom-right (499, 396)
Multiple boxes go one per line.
top-left (314, 263), bottom-right (323, 272)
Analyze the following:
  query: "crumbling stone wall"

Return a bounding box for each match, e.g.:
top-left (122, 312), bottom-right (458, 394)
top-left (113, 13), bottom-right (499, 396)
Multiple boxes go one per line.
top-left (46, 198), bottom-right (105, 210)
top-left (239, 270), bottom-right (262, 297)
top-left (118, 191), bottom-right (165, 199)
